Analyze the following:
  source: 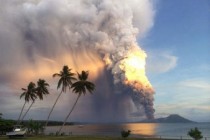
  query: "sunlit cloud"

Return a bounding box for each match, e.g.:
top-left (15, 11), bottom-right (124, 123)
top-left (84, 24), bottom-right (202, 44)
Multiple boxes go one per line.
top-left (0, 0), bottom-right (156, 122)
top-left (146, 51), bottom-right (178, 74)
top-left (178, 79), bottom-right (210, 91)
top-left (155, 102), bottom-right (210, 122)
top-left (153, 77), bottom-right (210, 122)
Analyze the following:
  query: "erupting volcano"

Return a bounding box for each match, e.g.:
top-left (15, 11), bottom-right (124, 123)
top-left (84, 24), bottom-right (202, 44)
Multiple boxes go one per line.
top-left (101, 45), bottom-right (155, 121)
top-left (0, 0), bottom-right (155, 122)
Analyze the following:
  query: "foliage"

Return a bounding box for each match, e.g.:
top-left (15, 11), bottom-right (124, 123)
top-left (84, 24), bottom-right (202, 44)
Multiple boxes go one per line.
top-left (188, 127), bottom-right (203, 140)
top-left (53, 65), bottom-right (76, 92)
top-left (36, 79), bottom-right (50, 100)
top-left (45, 65), bottom-right (76, 127)
top-left (18, 82), bottom-right (37, 124)
top-left (18, 79), bottom-right (50, 124)
top-left (60, 132), bottom-right (65, 136)
top-left (57, 70), bottom-right (95, 134)
top-left (121, 130), bottom-right (131, 138)
top-left (48, 132), bottom-right (54, 136)
top-left (20, 82), bottom-right (37, 102)
top-left (26, 119), bottom-right (45, 135)
top-left (55, 131), bottom-right (59, 136)
top-left (71, 71), bottom-right (95, 95)
top-left (0, 119), bottom-right (15, 135)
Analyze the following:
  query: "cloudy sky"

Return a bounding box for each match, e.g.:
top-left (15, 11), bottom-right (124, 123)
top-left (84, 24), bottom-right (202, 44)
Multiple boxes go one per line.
top-left (142, 0), bottom-right (210, 122)
top-left (0, 0), bottom-right (209, 122)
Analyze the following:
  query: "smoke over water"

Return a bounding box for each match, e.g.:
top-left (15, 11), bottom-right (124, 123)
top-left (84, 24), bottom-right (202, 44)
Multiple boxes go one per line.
top-left (0, 0), bottom-right (155, 122)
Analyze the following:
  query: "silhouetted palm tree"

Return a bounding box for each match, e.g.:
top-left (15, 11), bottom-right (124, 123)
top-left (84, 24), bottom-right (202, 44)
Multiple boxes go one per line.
top-left (45, 65), bottom-right (76, 127)
top-left (20, 79), bottom-right (50, 124)
top-left (58, 71), bottom-right (95, 133)
top-left (36, 79), bottom-right (50, 100)
top-left (17, 82), bottom-right (37, 124)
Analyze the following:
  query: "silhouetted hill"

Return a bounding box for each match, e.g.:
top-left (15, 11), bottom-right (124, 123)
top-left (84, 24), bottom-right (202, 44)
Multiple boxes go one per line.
top-left (141, 114), bottom-right (195, 123)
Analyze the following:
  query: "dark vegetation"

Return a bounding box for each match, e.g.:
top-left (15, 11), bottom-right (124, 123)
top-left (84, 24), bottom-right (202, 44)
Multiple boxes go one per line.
top-left (2, 65), bottom-right (95, 136)
top-left (121, 130), bottom-right (131, 138)
top-left (0, 113), bottom-right (73, 136)
top-left (0, 119), bottom-right (15, 135)
top-left (188, 127), bottom-right (203, 140)
top-left (21, 120), bottom-right (74, 126)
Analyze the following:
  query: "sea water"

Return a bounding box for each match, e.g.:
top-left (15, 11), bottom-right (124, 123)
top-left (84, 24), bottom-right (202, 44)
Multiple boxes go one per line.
top-left (45, 123), bottom-right (210, 139)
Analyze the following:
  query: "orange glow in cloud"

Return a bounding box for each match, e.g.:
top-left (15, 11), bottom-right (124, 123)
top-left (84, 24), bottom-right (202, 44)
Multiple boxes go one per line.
top-left (13, 49), bottom-right (104, 90)
top-left (120, 46), bottom-right (153, 92)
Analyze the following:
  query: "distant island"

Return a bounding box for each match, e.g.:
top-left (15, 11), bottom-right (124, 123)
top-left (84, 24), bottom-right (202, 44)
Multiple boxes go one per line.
top-left (71, 114), bottom-right (196, 124)
top-left (141, 114), bottom-right (195, 123)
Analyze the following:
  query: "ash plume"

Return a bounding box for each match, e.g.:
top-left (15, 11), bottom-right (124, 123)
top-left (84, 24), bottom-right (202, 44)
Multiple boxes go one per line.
top-left (0, 0), bottom-right (155, 121)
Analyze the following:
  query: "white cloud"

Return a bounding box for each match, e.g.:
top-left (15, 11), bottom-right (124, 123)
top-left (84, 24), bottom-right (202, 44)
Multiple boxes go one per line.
top-left (153, 77), bottom-right (210, 122)
top-left (155, 103), bottom-right (210, 122)
top-left (178, 78), bottom-right (210, 91)
top-left (146, 51), bottom-right (178, 74)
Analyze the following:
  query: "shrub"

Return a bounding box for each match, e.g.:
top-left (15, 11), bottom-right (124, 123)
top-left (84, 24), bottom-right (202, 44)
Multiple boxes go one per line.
top-left (49, 132), bottom-right (54, 136)
top-left (188, 127), bottom-right (203, 140)
top-left (55, 131), bottom-right (59, 136)
top-left (60, 132), bottom-right (65, 136)
top-left (0, 119), bottom-right (15, 135)
top-left (26, 119), bottom-right (45, 135)
top-left (121, 130), bottom-right (131, 138)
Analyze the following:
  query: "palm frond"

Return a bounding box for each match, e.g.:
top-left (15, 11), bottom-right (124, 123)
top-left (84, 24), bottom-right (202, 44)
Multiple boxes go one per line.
top-left (57, 79), bottom-right (63, 90)
top-left (71, 71), bottom-right (95, 95)
top-left (20, 82), bottom-right (37, 102)
top-left (20, 92), bottom-right (26, 99)
top-left (53, 65), bottom-right (76, 93)
top-left (21, 88), bottom-right (26, 91)
top-left (36, 79), bottom-right (50, 100)
top-left (52, 73), bottom-right (61, 78)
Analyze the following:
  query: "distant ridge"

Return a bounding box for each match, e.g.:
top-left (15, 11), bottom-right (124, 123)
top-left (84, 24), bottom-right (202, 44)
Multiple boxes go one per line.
top-left (141, 114), bottom-right (195, 123)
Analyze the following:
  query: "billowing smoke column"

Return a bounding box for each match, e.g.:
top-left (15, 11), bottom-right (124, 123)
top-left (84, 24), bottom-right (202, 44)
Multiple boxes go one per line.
top-left (0, 0), bottom-right (155, 121)
top-left (108, 46), bottom-right (155, 119)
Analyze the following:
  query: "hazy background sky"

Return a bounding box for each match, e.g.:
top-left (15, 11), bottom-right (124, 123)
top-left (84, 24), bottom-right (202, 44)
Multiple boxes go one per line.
top-left (0, 0), bottom-right (209, 122)
top-left (142, 0), bottom-right (210, 122)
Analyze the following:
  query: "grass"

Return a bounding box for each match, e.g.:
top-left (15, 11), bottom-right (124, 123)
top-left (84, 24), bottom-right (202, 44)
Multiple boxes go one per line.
top-left (0, 135), bottom-right (162, 140)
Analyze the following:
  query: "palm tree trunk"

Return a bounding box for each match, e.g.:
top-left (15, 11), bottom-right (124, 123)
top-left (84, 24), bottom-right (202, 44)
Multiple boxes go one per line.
top-left (17, 101), bottom-right (27, 124)
top-left (20, 101), bottom-right (34, 123)
top-left (58, 94), bottom-right (80, 134)
top-left (45, 90), bottom-right (63, 127)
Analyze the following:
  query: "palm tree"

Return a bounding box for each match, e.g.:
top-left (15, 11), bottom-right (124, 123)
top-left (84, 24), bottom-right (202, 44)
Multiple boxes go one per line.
top-left (20, 79), bottom-right (50, 124)
top-left (36, 79), bottom-right (50, 100)
top-left (45, 65), bottom-right (76, 127)
top-left (57, 71), bottom-right (95, 133)
top-left (17, 82), bottom-right (37, 124)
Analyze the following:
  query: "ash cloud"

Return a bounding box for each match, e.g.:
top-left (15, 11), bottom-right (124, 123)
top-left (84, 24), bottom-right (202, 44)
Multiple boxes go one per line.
top-left (0, 0), bottom-right (155, 122)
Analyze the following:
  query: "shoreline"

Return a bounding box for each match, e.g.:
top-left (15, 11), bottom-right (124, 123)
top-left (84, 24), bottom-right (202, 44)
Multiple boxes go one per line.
top-left (44, 123), bottom-right (210, 139)
top-left (0, 135), bottom-right (182, 140)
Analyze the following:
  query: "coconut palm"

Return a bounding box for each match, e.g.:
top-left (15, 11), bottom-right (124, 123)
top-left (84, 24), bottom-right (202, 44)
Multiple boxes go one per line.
top-left (57, 71), bottom-right (95, 133)
top-left (17, 82), bottom-right (37, 124)
top-left (20, 79), bottom-right (50, 124)
top-left (36, 79), bottom-right (50, 100)
top-left (45, 65), bottom-right (76, 127)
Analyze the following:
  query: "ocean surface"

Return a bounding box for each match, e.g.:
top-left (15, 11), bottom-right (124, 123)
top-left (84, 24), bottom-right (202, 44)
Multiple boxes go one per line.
top-left (45, 123), bottom-right (210, 139)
